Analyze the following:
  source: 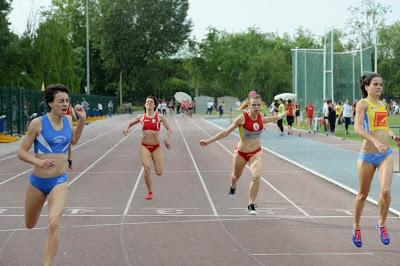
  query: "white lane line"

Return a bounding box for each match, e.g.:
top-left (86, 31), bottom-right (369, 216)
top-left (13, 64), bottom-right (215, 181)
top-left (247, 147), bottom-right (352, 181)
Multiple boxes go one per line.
top-left (252, 252), bottom-right (374, 256)
top-left (0, 169), bottom-right (31, 186)
top-left (176, 117), bottom-right (266, 265)
top-left (123, 167), bottom-right (143, 215)
top-left (0, 122), bottom-right (126, 187)
top-left (192, 118), bottom-right (311, 218)
top-left (174, 116), bottom-right (218, 216)
top-left (67, 126), bottom-right (133, 186)
top-left (0, 154), bottom-right (17, 163)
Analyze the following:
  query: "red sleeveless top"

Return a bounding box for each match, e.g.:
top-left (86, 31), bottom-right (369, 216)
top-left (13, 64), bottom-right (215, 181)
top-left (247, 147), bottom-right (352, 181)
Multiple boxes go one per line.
top-left (142, 113), bottom-right (160, 131)
top-left (239, 112), bottom-right (264, 139)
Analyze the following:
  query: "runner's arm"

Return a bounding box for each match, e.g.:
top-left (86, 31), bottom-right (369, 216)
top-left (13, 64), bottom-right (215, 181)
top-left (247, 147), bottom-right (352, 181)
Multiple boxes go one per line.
top-left (199, 115), bottom-right (243, 146)
top-left (123, 114), bottom-right (142, 135)
top-left (71, 104), bottom-right (87, 145)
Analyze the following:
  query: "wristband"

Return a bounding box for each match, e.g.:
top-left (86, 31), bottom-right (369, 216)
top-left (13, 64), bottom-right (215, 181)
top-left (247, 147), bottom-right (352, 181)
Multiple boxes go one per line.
top-left (392, 135), bottom-right (397, 140)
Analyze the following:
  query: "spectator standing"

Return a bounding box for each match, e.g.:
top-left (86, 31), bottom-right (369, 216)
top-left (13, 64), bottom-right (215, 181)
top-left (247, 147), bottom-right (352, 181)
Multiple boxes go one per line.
top-left (341, 99), bottom-right (353, 135)
top-left (108, 100), bottom-right (114, 117)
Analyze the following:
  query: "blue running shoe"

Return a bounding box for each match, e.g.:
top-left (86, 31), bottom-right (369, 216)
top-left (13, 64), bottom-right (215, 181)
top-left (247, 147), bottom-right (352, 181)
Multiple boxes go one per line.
top-left (352, 229), bottom-right (362, 248)
top-left (376, 224), bottom-right (390, 245)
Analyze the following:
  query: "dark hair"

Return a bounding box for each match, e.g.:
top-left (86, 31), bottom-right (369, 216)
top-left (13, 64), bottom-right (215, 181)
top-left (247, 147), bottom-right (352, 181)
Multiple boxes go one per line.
top-left (359, 73), bottom-right (382, 98)
top-left (44, 84), bottom-right (69, 109)
top-left (145, 96), bottom-right (158, 111)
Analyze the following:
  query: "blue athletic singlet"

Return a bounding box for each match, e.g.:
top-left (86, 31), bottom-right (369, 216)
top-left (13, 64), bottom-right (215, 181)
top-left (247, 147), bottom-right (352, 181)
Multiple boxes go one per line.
top-left (34, 115), bottom-right (72, 154)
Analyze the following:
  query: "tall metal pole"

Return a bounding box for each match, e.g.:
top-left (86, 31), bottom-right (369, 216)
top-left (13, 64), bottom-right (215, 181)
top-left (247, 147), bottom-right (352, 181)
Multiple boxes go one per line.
top-left (119, 71), bottom-right (123, 106)
top-left (352, 52), bottom-right (355, 102)
top-left (360, 30), bottom-right (363, 76)
top-left (86, 0), bottom-right (90, 95)
top-left (330, 31), bottom-right (334, 102)
top-left (294, 48), bottom-right (298, 96)
top-left (304, 51), bottom-right (307, 105)
top-left (374, 31), bottom-right (378, 73)
top-left (323, 36), bottom-right (326, 101)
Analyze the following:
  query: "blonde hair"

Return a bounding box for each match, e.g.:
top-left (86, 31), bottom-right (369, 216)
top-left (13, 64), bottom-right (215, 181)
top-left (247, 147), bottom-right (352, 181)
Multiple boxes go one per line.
top-left (240, 90), bottom-right (262, 110)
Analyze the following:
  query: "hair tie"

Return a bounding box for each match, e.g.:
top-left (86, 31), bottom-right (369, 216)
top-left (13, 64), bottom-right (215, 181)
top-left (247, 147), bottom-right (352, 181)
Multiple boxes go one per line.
top-left (249, 90), bottom-right (258, 97)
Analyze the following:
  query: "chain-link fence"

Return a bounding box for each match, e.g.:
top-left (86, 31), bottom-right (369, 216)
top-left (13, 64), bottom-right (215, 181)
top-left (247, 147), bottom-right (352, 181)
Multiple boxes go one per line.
top-left (292, 31), bottom-right (376, 113)
top-left (0, 86), bottom-right (118, 136)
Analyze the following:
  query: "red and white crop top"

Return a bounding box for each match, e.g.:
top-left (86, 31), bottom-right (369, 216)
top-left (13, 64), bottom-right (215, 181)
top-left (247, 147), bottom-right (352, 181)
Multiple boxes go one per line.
top-left (239, 112), bottom-right (264, 139)
top-left (142, 113), bottom-right (160, 131)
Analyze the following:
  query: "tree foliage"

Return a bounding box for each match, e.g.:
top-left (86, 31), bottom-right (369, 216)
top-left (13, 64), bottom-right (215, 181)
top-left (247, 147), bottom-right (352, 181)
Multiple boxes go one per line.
top-left (96, 0), bottom-right (192, 99)
top-left (0, 0), bottom-right (399, 103)
top-left (347, 0), bottom-right (390, 47)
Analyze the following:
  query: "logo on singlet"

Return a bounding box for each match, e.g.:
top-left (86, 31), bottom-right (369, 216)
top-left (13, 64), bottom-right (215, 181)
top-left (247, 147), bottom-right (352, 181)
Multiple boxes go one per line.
top-left (152, 119), bottom-right (156, 123)
top-left (253, 123), bottom-right (260, 131)
top-left (53, 136), bottom-right (67, 144)
top-left (374, 112), bottom-right (388, 127)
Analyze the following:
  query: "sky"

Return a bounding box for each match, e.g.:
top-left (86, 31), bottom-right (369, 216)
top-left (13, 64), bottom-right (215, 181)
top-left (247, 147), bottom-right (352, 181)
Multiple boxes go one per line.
top-left (8, 0), bottom-right (400, 40)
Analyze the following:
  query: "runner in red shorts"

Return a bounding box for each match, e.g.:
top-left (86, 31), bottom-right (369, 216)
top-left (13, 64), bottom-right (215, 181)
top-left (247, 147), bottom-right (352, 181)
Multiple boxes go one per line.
top-left (305, 100), bottom-right (315, 133)
top-left (199, 90), bottom-right (285, 214)
top-left (123, 96), bottom-right (172, 200)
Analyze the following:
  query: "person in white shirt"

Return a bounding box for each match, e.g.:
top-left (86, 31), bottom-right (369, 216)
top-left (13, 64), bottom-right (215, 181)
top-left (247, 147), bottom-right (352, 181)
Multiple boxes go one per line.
top-left (206, 101), bottom-right (214, 115)
top-left (322, 100), bottom-right (330, 135)
top-left (97, 102), bottom-right (103, 116)
top-left (341, 99), bottom-right (353, 134)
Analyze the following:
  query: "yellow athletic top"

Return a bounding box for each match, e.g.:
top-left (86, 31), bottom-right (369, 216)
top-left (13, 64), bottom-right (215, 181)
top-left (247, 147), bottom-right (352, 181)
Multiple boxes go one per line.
top-left (362, 99), bottom-right (388, 132)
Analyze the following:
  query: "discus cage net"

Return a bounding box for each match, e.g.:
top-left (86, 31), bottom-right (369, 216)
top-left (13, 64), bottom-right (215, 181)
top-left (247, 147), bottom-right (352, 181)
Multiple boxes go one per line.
top-left (291, 31), bottom-right (376, 112)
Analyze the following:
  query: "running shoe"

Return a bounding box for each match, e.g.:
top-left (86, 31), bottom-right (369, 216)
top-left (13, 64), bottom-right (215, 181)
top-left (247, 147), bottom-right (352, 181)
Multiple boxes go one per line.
top-left (352, 229), bottom-right (362, 248)
top-left (228, 186), bottom-right (236, 197)
top-left (145, 192), bottom-right (153, 200)
top-left (247, 203), bottom-right (257, 215)
top-left (376, 224), bottom-right (390, 245)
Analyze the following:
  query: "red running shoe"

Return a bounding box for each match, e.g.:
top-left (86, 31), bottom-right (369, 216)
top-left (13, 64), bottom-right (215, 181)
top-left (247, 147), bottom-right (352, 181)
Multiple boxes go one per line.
top-left (145, 192), bottom-right (153, 200)
top-left (352, 229), bottom-right (362, 248)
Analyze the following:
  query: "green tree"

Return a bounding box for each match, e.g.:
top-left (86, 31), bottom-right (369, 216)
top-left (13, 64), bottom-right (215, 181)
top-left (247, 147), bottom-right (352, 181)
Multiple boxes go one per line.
top-left (347, 0), bottom-right (391, 47)
top-left (378, 22), bottom-right (400, 99)
top-left (31, 18), bottom-right (80, 90)
top-left (190, 28), bottom-right (292, 102)
top-left (0, 0), bottom-right (18, 86)
top-left (97, 0), bottom-right (192, 101)
top-left (46, 0), bottom-right (109, 94)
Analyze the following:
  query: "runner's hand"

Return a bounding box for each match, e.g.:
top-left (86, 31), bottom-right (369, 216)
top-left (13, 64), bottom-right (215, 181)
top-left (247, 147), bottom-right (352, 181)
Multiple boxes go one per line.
top-left (372, 138), bottom-right (388, 153)
top-left (74, 104), bottom-right (87, 121)
top-left (164, 139), bottom-right (171, 149)
top-left (37, 158), bottom-right (55, 169)
top-left (123, 128), bottom-right (129, 136)
top-left (199, 140), bottom-right (209, 146)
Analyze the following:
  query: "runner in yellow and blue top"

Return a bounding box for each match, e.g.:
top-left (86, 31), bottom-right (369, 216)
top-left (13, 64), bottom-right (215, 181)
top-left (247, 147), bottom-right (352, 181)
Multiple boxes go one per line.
top-left (199, 90), bottom-right (285, 215)
top-left (352, 74), bottom-right (400, 248)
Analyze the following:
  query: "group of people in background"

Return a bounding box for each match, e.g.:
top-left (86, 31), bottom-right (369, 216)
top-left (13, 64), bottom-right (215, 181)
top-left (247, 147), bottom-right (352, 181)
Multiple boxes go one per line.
top-left (269, 95), bottom-right (399, 138)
